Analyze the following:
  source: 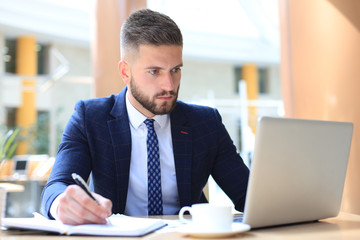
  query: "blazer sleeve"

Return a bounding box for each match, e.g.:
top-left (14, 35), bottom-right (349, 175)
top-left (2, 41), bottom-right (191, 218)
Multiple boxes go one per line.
top-left (41, 100), bottom-right (92, 219)
top-left (210, 108), bottom-right (250, 212)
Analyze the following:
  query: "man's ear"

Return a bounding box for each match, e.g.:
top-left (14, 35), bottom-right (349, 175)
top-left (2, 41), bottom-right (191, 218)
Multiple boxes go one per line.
top-left (118, 60), bottom-right (130, 85)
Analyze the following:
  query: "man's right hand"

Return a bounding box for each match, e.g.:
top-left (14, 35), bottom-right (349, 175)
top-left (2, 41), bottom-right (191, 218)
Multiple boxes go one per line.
top-left (56, 185), bottom-right (112, 225)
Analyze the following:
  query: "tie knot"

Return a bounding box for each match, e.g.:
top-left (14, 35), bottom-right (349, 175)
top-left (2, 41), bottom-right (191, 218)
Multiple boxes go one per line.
top-left (144, 119), bottom-right (155, 130)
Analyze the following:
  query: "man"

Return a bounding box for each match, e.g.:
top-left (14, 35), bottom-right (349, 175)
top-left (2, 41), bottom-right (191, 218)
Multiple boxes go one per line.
top-left (41, 9), bottom-right (249, 225)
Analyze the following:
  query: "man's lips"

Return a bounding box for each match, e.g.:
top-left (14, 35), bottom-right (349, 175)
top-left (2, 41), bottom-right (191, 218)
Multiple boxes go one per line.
top-left (157, 95), bottom-right (173, 101)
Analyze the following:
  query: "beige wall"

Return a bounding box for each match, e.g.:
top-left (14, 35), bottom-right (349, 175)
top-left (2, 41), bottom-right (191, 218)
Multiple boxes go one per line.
top-left (180, 60), bottom-right (237, 101)
top-left (280, 0), bottom-right (360, 214)
top-left (92, 0), bottom-right (147, 98)
top-left (53, 43), bottom-right (92, 76)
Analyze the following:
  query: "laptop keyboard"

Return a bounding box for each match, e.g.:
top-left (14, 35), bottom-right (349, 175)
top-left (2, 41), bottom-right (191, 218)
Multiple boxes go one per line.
top-left (233, 214), bottom-right (244, 223)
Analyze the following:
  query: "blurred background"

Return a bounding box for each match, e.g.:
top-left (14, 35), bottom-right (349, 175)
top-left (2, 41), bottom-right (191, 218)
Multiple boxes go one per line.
top-left (0, 0), bottom-right (359, 218)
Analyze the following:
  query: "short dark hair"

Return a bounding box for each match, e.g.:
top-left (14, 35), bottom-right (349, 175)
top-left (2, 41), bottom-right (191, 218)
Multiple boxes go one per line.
top-left (120, 9), bottom-right (183, 58)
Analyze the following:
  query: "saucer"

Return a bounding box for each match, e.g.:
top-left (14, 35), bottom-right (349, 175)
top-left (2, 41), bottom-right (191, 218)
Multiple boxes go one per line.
top-left (178, 223), bottom-right (251, 238)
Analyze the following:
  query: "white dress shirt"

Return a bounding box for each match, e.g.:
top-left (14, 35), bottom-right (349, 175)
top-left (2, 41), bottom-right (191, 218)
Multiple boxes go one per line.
top-left (124, 93), bottom-right (180, 215)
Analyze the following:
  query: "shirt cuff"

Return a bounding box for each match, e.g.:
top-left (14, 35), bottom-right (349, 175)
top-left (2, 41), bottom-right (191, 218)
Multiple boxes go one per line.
top-left (49, 195), bottom-right (61, 220)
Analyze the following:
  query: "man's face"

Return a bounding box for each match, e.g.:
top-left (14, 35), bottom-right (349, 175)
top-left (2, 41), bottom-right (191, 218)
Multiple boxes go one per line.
top-left (124, 45), bottom-right (183, 118)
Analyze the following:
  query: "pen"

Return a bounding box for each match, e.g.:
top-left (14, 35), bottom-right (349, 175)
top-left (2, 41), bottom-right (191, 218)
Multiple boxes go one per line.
top-left (71, 173), bottom-right (98, 203)
top-left (71, 173), bottom-right (112, 225)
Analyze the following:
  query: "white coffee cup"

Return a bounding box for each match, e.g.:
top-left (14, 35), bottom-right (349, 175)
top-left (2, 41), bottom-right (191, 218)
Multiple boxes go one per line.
top-left (179, 203), bottom-right (233, 232)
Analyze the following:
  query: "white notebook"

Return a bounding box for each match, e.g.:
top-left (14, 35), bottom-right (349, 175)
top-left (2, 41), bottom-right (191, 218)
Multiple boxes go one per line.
top-left (2, 213), bottom-right (166, 236)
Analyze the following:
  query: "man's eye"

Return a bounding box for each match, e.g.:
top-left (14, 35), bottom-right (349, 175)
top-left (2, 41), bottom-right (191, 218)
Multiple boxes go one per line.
top-left (171, 68), bottom-right (181, 73)
top-left (149, 70), bottom-right (159, 75)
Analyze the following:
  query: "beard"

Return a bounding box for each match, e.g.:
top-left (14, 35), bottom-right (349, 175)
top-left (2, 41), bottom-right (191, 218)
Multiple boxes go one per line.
top-left (130, 76), bottom-right (179, 115)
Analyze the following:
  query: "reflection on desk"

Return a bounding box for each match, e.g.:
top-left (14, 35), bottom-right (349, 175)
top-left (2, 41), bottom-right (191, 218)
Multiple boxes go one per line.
top-left (1, 212), bottom-right (360, 240)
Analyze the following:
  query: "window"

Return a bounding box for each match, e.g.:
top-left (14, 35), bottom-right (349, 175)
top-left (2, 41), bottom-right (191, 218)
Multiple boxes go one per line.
top-left (258, 67), bottom-right (270, 94)
top-left (36, 43), bottom-right (49, 75)
top-left (4, 39), bottom-right (16, 74)
top-left (234, 66), bottom-right (242, 93)
top-left (5, 107), bottom-right (16, 128)
top-left (3, 38), bottom-right (49, 75)
top-left (234, 66), bottom-right (270, 95)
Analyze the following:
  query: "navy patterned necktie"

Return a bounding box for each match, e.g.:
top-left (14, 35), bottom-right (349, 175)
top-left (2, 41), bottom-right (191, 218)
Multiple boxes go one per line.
top-left (144, 119), bottom-right (163, 215)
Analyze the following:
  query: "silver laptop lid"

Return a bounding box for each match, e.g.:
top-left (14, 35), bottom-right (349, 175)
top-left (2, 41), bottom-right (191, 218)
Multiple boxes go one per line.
top-left (243, 117), bottom-right (353, 228)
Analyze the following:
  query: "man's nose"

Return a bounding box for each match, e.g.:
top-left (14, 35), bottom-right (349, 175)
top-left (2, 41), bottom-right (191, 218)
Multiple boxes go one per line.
top-left (160, 73), bottom-right (175, 91)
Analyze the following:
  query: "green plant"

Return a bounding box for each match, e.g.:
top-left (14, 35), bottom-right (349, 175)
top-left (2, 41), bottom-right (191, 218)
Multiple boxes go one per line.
top-left (0, 128), bottom-right (20, 161)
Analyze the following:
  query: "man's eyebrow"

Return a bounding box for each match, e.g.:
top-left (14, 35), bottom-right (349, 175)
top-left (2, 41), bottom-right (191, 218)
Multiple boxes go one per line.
top-left (145, 66), bottom-right (162, 70)
top-left (145, 63), bottom-right (183, 70)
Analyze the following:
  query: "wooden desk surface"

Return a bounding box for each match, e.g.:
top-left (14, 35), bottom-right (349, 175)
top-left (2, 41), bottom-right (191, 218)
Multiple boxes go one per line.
top-left (1, 212), bottom-right (359, 239)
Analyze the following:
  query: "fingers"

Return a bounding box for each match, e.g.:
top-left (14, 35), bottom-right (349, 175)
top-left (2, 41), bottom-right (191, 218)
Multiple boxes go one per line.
top-left (93, 192), bottom-right (113, 216)
top-left (57, 185), bottom-right (112, 225)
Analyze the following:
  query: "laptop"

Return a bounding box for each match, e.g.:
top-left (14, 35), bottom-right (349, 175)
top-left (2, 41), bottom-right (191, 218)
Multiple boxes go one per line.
top-left (238, 116), bottom-right (353, 229)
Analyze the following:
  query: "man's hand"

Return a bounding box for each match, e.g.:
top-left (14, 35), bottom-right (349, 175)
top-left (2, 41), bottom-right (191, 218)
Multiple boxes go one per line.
top-left (56, 185), bottom-right (112, 225)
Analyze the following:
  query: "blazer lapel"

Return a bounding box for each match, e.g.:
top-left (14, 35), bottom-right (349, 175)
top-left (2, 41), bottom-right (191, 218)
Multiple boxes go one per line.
top-left (170, 103), bottom-right (193, 208)
top-left (108, 87), bottom-right (131, 213)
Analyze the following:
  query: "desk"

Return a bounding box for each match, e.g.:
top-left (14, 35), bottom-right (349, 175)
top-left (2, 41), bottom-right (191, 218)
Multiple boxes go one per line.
top-left (1, 212), bottom-right (359, 239)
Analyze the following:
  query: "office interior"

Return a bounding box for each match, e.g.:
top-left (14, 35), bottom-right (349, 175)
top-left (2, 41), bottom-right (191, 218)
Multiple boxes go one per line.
top-left (0, 0), bottom-right (359, 219)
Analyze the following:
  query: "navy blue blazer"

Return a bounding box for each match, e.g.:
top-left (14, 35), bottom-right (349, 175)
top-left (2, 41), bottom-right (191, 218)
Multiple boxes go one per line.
top-left (41, 87), bottom-right (249, 218)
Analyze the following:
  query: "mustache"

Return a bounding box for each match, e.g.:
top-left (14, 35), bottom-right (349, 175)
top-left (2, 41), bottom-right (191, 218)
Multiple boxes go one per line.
top-left (155, 91), bottom-right (177, 97)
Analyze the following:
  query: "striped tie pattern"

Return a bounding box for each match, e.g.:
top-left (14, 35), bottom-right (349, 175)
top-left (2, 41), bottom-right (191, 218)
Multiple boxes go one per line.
top-left (144, 119), bottom-right (163, 215)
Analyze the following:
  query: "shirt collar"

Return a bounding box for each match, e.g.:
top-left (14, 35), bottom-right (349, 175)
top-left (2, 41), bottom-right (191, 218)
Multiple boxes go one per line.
top-left (125, 90), bottom-right (169, 129)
